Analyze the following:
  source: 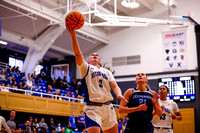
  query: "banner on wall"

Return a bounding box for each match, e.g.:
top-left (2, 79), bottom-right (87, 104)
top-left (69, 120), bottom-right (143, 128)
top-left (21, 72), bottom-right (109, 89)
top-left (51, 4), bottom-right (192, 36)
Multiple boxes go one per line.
top-left (162, 29), bottom-right (187, 71)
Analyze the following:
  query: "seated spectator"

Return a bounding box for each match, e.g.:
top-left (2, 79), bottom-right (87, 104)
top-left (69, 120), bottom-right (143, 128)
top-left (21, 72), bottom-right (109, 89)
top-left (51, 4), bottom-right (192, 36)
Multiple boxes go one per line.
top-left (71, 94), bottom-right (75, 102)
top-left (11, 66), bottom-right (16, 73)
top-left (43, 89), bottom-right (52, 98)
top-left (65, 123), bottom-right (73, 133)
top-left (28, 116), bottom-right (33, 127)
top-left (26, 77), bottom-right (33, 89)
top-left (15, 66), bottom-right (20, 74)
top-left (6, 76), bottom-right (13, 87)
top-left (31, 122), bottom-right (37, 133)
top-left (38, 118), bottom-right (48, 132)
top-left (70, 79), bottom-right (77, 91)
top-left (0, 70), bottom-right (7, 83)
top-left (48, 118), bottom-right (56, 133)
top-left (17, 81), bottom-right (24, 89)
top-left (26, 73), bottom-right (31, 81)
top-left (47, 85), bottom-right (53, 91)
top-left (53, 89), bottom-right (62, 100)
top-left (66, 87), bottom-right (70, 91)
top-left (17, 81), bottom-right (25, 94)
top-left (34, 118), bottom-right (39, 131)
top-left (13, 81), bottom-right (18, 88)
top-left (6, 66), bottom-right (11, 73)
top-left (21, 73), bottom-right (27, 82)
top-left (75, 90), bottom-right (83, 99)
top-left (51, 79), bottom-right (57, 88)
top-left (57, 80), bottom-right (65, 90)
top-left (0, 83), bottom-right (9, 92)
top-left (11, 84), bottom-right (17, 89)
top-left (21, 120), bottom-right (31, 133)
top-left (55, 123), bottom-right (62, 133)
top-left (12, 76), bottom-right (16, 83)
top-left (64, 92), bottom-right (71, 101)
top-left (61, 127), bottom-right (65, 133)
top-left (63, 76), bottom-right (70, 88)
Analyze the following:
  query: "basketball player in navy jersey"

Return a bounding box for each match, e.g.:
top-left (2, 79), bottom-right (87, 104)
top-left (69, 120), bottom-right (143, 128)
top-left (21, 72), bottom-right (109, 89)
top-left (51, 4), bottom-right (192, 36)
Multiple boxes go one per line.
top-left (66, 26), bottom-right (128, 133)
top-left (119, 72), bottom-right (162, 133)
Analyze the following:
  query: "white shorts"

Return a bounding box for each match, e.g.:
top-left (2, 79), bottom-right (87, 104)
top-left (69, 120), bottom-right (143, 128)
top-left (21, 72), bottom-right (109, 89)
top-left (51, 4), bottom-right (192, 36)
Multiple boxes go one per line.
top-left (154, 128), bottom-right (173, 133)
top-left (84, 103), bottom-right (118, 131)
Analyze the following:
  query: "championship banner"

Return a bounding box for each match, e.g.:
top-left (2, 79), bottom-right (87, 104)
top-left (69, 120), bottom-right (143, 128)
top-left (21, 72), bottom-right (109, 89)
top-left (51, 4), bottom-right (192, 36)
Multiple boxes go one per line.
top-left (162, 29), bottom-right (187, 71)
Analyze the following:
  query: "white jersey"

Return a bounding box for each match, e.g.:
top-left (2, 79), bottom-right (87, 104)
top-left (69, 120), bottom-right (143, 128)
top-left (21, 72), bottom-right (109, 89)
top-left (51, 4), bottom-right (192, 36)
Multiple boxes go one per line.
top-left (0, 116), bottom-right (11, 133)
top-left (152, 99), bottom-right (179, 128)
top-left (78, 61), bottom-right (115, 103)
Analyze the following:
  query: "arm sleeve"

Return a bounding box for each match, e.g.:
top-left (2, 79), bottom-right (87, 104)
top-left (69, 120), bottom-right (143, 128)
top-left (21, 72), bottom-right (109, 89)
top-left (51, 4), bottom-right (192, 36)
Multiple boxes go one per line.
top-left (2, 117), bottom-right (11, 133)
top-left (172, 101), bottom-right (180, 113)
top-left (77, 61), bottom-right (88, 79)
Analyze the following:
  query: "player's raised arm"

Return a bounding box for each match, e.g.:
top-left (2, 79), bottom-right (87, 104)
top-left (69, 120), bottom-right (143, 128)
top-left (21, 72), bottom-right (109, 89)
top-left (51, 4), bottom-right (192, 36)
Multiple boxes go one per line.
top-left (109, 81), bottom-right (128, 103)
top-left (152, 91), bottom-right (162, 117)
top-left (66, 26), bottom-right (84, 66)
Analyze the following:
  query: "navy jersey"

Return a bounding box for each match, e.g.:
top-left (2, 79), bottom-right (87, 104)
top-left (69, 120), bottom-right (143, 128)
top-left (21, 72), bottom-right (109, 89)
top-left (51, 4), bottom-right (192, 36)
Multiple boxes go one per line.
top-left (125, 88), bottom-right (154, 133)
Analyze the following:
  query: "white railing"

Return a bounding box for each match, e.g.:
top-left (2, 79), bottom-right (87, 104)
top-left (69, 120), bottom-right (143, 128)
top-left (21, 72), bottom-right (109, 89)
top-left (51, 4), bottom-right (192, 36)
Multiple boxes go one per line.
top-left (0, 62), bottom-right (8, 70)
top-left (0, 86), bottom-right (84, 103)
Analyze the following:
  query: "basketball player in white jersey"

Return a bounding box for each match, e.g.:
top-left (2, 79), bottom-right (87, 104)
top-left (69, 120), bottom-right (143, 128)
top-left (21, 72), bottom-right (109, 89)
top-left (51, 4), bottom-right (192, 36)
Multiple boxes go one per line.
top-left (152, 85), bottom-right (182, 133)
top-left (66, 26), bottom-right (128, 133)
top-left (0, 116), bottom-right (11, 133)
top-left (0, 107), bottom-right (11, 133)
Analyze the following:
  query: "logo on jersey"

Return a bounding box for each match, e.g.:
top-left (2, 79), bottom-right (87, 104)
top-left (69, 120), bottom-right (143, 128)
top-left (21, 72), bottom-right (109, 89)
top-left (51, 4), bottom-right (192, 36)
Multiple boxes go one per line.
top-left (91, 71), bottom-right (108, 80)
top-left (164, 108), bottom-right (171, 113)
top-left (132, 95), bottom-right (152, 100)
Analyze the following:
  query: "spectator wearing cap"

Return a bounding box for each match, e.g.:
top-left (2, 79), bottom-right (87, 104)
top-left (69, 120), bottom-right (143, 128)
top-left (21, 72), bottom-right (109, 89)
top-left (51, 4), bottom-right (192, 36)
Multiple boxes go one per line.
top-left (28, 116), bottom-right (33, 127)
top-left (48, 118), bottom-right (56, 133)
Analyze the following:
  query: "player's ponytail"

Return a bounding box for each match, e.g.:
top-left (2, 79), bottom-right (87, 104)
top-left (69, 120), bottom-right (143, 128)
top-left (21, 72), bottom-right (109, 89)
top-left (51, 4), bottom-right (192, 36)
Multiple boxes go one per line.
top-left (100, 63), bottom-right (115, 74)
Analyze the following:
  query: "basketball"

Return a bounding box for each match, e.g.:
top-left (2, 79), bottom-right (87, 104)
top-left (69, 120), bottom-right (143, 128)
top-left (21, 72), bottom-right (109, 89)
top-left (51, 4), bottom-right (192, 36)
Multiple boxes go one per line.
top-left (65, 11), bottom-right (84, 30)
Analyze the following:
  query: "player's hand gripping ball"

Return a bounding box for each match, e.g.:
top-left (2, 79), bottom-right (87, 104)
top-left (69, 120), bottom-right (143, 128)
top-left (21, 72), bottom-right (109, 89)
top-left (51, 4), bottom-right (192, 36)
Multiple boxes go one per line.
top-left (65, 11), bottom-right (84, 30)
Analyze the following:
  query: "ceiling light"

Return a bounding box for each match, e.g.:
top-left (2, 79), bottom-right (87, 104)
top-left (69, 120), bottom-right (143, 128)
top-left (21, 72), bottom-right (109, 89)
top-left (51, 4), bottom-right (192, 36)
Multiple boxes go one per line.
top-left (121, 0), bottom-right (140, 9)
top-left (0, 40), bottom-right (8, 45)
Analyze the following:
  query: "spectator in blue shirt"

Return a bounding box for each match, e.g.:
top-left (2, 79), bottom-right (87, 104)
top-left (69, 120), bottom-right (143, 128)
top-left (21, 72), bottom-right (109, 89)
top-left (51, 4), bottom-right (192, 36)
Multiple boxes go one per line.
top-left (77, 111), bottom-right (85, 132)
top-left (68, 112), bottom-right (76, 131)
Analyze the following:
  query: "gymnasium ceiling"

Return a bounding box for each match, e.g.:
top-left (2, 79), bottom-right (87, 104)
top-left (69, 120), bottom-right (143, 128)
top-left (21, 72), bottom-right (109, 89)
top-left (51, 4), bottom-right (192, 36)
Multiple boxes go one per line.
top-left (0, 0), bottom-right (180, 59)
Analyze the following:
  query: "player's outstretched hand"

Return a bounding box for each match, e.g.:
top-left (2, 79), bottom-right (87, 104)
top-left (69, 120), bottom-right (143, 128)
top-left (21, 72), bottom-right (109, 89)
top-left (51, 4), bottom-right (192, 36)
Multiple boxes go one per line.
top-left (138, 104), bottom-right (148, 111)
top-left (117, 94), bottom-right (128, 103)
top-left (152, 92), bottom-right (159, 105)
top-left (66, 25), bottom-right (76, 36)
top-left (160, 105), bottom-right (165, 111)
top-left (170, 113), bottom-right (176, 119)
